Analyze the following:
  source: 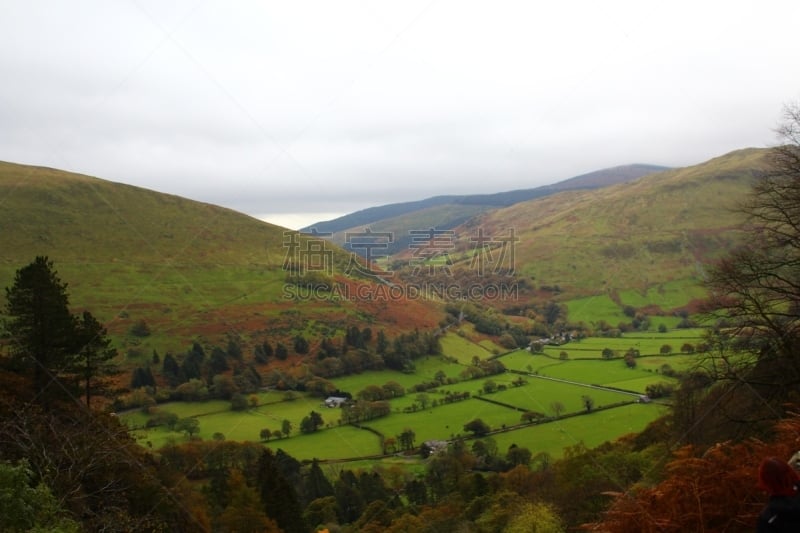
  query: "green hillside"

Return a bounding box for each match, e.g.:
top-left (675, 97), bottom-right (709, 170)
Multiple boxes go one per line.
top-left (439, 148), bottom-right (766, 309)
top-left (310, 164), bottom-right (667, 254)
top-left (0, 161), bottom-right (441, 354)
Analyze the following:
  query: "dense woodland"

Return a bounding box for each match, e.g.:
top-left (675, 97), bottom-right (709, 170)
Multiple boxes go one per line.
top-left (2, 104), bottom-right (800, 531)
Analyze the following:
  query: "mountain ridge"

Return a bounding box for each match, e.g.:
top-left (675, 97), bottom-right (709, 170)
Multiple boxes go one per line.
top-left (302, 163), bottom-right (669, 234)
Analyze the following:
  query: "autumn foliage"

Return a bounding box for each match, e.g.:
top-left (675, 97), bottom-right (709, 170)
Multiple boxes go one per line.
top-left (584, 411), bottom-right (800, 531)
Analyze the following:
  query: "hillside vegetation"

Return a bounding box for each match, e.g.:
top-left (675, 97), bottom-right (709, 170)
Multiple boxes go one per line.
top-left (0, 161), bottom-right (441, 353)
top-left (440, 148), bottom-right (766, 303)
top-left (309, 163), bottom-right (667, 254)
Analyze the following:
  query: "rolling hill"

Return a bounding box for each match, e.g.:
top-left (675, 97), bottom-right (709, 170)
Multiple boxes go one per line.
top-left (0, 161), bottom-right (442, 356)
top-left (304, 164), bottom-right (668, 254)
top-left (431, 148), bottom-right (767, 308)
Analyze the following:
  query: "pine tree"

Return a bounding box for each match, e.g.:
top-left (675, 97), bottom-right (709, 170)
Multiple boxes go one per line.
top-left (256, 450), bottom-right (306, 533)
top-left (4, 257), bottom-right (78, 401)
top-left (73, 310), bottom-right (118, 408)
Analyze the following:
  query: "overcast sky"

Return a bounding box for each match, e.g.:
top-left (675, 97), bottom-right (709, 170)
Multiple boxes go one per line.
top-left (1, 1), bottom-right (799, 229)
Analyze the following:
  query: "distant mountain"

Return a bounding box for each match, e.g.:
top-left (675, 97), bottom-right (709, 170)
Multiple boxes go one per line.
top-left (432, 148), bottom-right (768, 300)
top-left (303, 163), bottom-right (668, 254)
top-left (0, 161), bottom-right (442, 354)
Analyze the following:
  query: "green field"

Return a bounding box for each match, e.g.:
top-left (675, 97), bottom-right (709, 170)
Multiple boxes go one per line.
top-left (440, 331), bottom-right (494, 363)
top-left (123, 328), bottom-right (697, 461)
top-left (565, 294), bottom-right (626, 325)
top-left (490, 403), bottom-right (667, 458)
top-left (564, 283), bottom-right (706, 328)
top-left (364, 398), bottom-right (525, 444)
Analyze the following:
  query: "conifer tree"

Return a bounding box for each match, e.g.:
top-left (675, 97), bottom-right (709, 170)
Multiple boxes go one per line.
top-left (74, 310), bottom-right (118, 408)
top-left (4, 257), bottom-right (77, 401)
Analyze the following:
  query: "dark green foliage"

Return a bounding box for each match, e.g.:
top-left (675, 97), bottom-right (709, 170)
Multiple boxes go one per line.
top-left (0, 400), bottom-right (200, 531)
top-left (226, 337), bottom-right (243, 360)
top-left (3, 256), bottom-right (77, 399)
top-left (0, 460), bottom-right (80, 532)
top-left (582, 395), bottom-right (595, 412)
top-left (317, 337), bottom-right (339, 358)
top-left (275, 342), bottom-right (288, 360)
top-left (254, 341), bottom-right (273, 364)
top-left (543, 300), bottom-right (563, 325)
top-left (130, 366), bottom-right (155, 389)
top-left (301, 460), bottom-right (334, 504)
top-left (397, 428), bottom-right (416, 451)
top-left (345, 325), bottom-right (366, 348)
top-left (129, 319), bottom-right (151, 337)
top-left (293, 335), bottom-right (309, 354)
top-left (256, 450), bottom-right (306, 533)
top-left (384, 329), bottom-right (441, 371)
top-left (230, 393), bottom-right (248, 411)
top-left (464, 418), bottom-right (491, 436)
top-left (74, 310), bottom-right (118, 407)
top-left (405, 478), bottom-right (428, 506)
top-left (208, 346), bottom-right (229, 375)
top-left (376, 330), bottom-right (388, 355)
top-left (334, 470), bottom-right (365, 523)
top-left (233, 363), bottom-right (262, 393)
top-left (182, 342), bottom-right (206, 380)
top-left (300, 410), bottom-right (324, 433)
top-left (161, 352), bottom-right (182, 386)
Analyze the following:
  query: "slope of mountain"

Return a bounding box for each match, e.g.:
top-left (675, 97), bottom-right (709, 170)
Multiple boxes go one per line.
top-left (0, 161), bottom-right (441, 354)
top-left (440, 148), bottom-right (766, 302)
top-left (303, 164), bottom-right (668, 252)
top-left (301, 164), bottom-right (667, 233)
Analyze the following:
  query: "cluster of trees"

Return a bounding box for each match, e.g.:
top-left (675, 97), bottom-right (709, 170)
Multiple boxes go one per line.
top-left (340, 400), bottom-right (391, 424)
top-left (443, 301), bottom-right (540, 346)
top-left (2, 257), bottom-right (118, 408)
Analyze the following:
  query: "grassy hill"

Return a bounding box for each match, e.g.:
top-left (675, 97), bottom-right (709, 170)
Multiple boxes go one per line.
top-left (306, 164), bottom-right (667, 254)
top-left (437, 148), bottom-right (766, 310)
top-left (0, 161), bottom-right (442, 356)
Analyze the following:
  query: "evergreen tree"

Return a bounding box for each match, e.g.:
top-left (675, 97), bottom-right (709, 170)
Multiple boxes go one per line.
top-left (162, 353), bottom-right (181, 386)
top-left (226, 337), bottom-right (243, 361)
top-left (130, 367), bottom-right (155, 389)
top-left (293, 335), bottom-right (309, 355)
top-left (256, 450), bottom-right (306, 533)
top-left (73, 310), bottom-right (118, 408)
top-left (182, 342), bottom-right (206, 380)
top-left (275, 342), bottom-right (288, 361)
top-left (208, 346), bottom-right (229, 375)
top-left (302, 460), bottom-right (334, 504)
top-left (334, 470), bottom-right (365, 523)
top-left (4, 257), bottom-right (77, 401)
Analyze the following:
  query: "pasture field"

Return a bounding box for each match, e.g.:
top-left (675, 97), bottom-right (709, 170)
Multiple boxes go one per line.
top-left (124, 327), bottom-right (698, 462)
top-left (559, 329), bottom-right (705, 357)
top-left (603, 376), bottom-right (672, 392)
top-left (488, 379), bottom-right (636, 414)
top-left (636, 354), bottom-right (703, 372)
top-left (365, 398), bottom-right (525, 444)
top-left (525, 359), bottom-right (668, 388)
top-left (263, 425), bottom-right (381, 460)
top-left (328, 357), bottom-right (466, 393)
top-left (565, 294), bottom-right (626, 325)
top-left (489, 403), bottom-right (668, 458)
top-left (617, 279), bottom-right (706, 309)
top-left (564, 278), bottom-right (706, 327)
top-left (440, 332), bottom-right (493, 363)
top-left (564, 281), bottom-right (705, 328)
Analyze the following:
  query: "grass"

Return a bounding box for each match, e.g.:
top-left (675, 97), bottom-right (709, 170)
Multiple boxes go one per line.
top-left (489, 379), bottom-right (635, 413)
top-left (440, 332), bottom-right (494, 363)
top-left (566, 294), bottom-right (626, 325)
top-left (490, 403), bottom-right (667, 458)
top-left (365, 398), bottom-right (524, 444)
